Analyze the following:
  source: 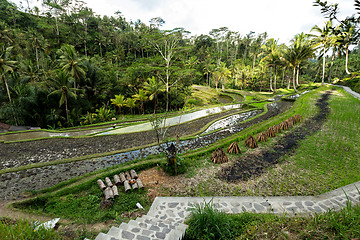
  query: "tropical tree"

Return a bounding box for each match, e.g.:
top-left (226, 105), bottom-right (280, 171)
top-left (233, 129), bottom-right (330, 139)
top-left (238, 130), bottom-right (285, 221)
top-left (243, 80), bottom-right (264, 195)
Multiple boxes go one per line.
top-left (125, 98), bottom-right (136, 115)
top-left (132, 89), bottom-right (147, 115)
top-left (337, 19), bottom-right (359, 74)
top-left (0, 46), bottom-right (16, 104)
top-left (144, 76), bottom-right (165, 113)
top-left (311, 20), bottom-right (334, 84)
top-left (110, 94), bottom-right (126, 114)
top-left (261, 38), bottom-right (283, 92)
top-left (283, 33), bottom-right (315, 92)
top-left (48, 70), bottom-right (79, 123)
top-left (57, 44), bottom-right (87, 88)
top-left (213, 62), bottom-right (231, 90)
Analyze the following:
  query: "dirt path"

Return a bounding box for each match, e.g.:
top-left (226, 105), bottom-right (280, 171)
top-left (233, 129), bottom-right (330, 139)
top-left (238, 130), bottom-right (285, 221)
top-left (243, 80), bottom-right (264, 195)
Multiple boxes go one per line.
top-left (219, 91), bottom-right (331, 182)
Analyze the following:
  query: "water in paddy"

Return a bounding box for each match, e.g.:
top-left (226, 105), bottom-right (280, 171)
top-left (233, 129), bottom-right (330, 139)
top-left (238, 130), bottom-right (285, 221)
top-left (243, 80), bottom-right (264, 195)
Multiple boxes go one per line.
top-left (97, 104), bottom-right (243, 135)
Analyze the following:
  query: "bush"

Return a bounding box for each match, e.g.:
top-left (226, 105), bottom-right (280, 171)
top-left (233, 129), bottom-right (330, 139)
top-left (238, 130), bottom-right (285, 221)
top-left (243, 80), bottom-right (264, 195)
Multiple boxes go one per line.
top-left (184, 200), bottom-right (257, 240)
top-left (161, 156), bottom-right (187, 176)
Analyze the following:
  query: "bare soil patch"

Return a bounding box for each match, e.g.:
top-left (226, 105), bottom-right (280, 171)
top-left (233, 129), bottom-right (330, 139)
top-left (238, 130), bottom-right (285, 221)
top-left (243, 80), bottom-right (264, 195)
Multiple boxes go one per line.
top-left (218, 91), bottom-right (331, 182)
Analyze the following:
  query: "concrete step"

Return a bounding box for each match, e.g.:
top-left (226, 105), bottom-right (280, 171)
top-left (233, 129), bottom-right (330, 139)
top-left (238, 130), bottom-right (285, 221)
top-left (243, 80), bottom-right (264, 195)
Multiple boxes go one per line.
top-left (137, 215), bottom-right (188, 233)
top-left (94, 232), bottom-right (119, 240)
top-left (147, 208), bottom-right (190, 223)
top-left (127, 219), bottom-right (185, 239)
top-left (103, 218), bottom-right (184, 240)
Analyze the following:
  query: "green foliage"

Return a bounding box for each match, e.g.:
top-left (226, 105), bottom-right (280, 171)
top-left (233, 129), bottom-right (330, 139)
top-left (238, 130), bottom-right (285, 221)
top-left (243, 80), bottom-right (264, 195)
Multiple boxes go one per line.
top-left (16, 185), bottom-right (149, 224)
top-left (0, 217), bottom-right (61, 240)
top-left (161, 155), bottom-right (187, 176)
top-left (186, 199), bottom-right (360, 239)
top-left (185, 200), bottom-right (257, 240)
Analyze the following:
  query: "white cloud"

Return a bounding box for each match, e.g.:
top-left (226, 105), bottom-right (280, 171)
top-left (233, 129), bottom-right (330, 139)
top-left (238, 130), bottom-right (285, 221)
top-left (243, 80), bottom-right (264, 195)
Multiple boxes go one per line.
top-left (14, 0), bottom-right (357, 44)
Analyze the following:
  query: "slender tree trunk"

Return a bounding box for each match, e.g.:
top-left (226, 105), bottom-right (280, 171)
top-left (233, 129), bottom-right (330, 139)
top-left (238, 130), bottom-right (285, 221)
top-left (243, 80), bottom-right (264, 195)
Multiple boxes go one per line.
top-left (322, 47), bottom-right (326, 85)
top-left (282, 68), bottom-right (285, 87)
top-left (292, 67), bottom-right (298, 92)
top-left (55, 16), bottom-right (59, 35)
top-left (269, 67), bottom-right (273, 92)
top-left (274, 68), bottom-right (277, 93)
top-left (65, 95), bottom-right (69, 123)
top-left (345, 47), bottom-right (350, 74)
top-left (296, 66), bottom-right (300, 86)
top-left (328, 53), bottom-right (335, 82)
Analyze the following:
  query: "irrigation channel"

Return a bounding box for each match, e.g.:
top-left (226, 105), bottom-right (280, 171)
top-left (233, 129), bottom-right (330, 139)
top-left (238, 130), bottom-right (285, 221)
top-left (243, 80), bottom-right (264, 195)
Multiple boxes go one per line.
top-left (0, 96), bottom-right (298, 200)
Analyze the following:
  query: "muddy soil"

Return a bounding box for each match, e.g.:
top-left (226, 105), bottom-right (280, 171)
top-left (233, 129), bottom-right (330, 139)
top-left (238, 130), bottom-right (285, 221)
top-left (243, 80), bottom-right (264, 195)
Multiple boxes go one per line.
top-left (0, 102), bottom-right (292, 200)
top-left (218, 91), bottom-right (331, 182)
top-left (0, 108), bottom-right (247, 170)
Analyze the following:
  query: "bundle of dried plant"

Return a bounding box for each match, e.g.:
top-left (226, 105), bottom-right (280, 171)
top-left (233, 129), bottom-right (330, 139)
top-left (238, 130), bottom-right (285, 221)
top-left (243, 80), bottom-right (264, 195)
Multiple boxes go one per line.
top-left (227, 142), bottom-right (241, 154)
top-left (280, 121), bottom-right (289, 130)
top-left (273, 124), bottom-right (281, 133)
top-left (211, 148), bottom-right (229, 164)
top-left (294, 114), bottom-right (303, 123)
top-left (256, 132), bottom-right (268, 142)
top-left (265, 127), bottom-right (275, 138)
top-left (245, 135), bottom-right (258, 148)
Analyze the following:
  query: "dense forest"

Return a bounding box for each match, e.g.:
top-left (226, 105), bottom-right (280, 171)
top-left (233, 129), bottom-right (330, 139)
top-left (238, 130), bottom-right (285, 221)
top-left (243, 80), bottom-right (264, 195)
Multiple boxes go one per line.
top-left (0, 0), bottom-right (359, 128)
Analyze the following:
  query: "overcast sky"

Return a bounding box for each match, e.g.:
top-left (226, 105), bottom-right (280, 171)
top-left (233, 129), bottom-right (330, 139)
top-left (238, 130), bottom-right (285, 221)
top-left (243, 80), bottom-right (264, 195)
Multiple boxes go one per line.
top-left (14, 0), bottom-right (356, 44)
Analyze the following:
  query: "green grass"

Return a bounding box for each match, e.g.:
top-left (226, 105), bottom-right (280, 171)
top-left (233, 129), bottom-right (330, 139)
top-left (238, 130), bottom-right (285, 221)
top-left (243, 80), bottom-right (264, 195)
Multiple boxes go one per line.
top-left (16, 186), bottom-right (149, 224)
top-left (185, 198), bottom-right (360, 240)
top-left (0, 217), bottom-right (62, 240)
top-left (255, 87), bottom-right (360, 196)
top-left (12, 158), bottom-right (161, 223)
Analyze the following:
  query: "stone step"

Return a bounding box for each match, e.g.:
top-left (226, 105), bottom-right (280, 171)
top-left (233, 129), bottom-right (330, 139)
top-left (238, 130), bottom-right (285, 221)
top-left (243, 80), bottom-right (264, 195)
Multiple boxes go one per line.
top-left (103, 217), bottom-right (184, 240)
top-left (147, 208), bottom-right (190, 223)
top-left (137, 215), bottom-right (188, 231)
top-left (94, 232), bottom-right (119, 240)
top-left (129, 217), bottom-right (187, 238)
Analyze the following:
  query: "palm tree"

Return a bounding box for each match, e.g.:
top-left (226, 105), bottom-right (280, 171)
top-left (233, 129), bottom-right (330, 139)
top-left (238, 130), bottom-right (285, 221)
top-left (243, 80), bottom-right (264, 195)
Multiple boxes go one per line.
top-left (261, 39), bottom-right (284, 92)
top-left (0, 46), bottom-right (16, 104)
top-left (28, 29), bottom-right (48, 71)
top-left (214, 62), bottom-right (231, 91)
top-left (125, 98), bottom-right (136, 115)
top-left (337, 19), bottom-right (359, 74)
top-left (311, 21), bottom-right (333, 85)
top-left (48, 70), bottom-right (78, 123)
top-left (110, 94), bottom-right (126, 114)
top-left (57, 44), bottom-right (87, 88)
top-left (132, 89), bottom-right (148, 115)
top-left (144, 76), bottom-right (165, 113)
top-left (0, 46), bottom-right (17, 125)
top-left (283, 33), bottom-right (315, 92)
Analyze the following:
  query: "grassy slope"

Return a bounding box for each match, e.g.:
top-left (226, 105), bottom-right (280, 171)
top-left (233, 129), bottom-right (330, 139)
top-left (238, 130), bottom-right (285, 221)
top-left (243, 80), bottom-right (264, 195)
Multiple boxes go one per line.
top-left (257, 87), bottom-right (360, 196)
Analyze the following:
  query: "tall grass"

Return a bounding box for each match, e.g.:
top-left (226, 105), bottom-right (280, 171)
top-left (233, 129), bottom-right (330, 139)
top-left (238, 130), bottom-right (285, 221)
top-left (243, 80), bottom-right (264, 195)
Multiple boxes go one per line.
top-left (185, 195), bottom-right (360, 239)
top-left (0, 218), bottom-right (61, 240)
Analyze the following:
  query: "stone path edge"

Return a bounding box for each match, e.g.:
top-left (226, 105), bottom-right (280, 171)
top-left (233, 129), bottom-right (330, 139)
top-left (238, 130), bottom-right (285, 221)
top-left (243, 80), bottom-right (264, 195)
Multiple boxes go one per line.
top-left (149, 181), bottom-right (360, 217)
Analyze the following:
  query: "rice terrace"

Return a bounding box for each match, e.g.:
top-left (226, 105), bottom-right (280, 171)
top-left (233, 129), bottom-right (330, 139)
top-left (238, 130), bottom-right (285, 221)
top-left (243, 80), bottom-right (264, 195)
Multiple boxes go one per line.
top-left (1, 0), bottom-right (360, 239)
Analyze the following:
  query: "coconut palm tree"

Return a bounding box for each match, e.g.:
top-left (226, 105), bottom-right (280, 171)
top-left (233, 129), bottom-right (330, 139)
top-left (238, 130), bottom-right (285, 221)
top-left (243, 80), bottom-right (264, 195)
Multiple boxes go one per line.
top-left (132, 89), bottom-right (148, 115)
top-left (214, 62), bottom-right (231, 90)
top-left (283, 33), bottom-right (315, 92)
top-left (311, 20), bottom-right (334, 85)
top-left (261, 39), bottom-right (284, 92)
top-left (0, 46), bottom-right (17, 125)
top-left (57, 44), bottom-right (87, 88)
top-left (48, 70), bottom-right (79, 123)
top-left (144, 76), bottom-right (165, 113)
top-left (337, 19), bottom-right (359, 74)
top-left (0, 46), bottom-right (16, 104)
